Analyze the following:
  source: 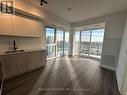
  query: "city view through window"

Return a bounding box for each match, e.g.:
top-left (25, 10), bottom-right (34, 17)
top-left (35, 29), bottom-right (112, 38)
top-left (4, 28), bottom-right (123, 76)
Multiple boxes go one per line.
top-left (46, 27), bottom-right (69, 59)
top-left (46, 26), bottom-right (104, 59)
top-left (75, 28), bottom-right (105, 59)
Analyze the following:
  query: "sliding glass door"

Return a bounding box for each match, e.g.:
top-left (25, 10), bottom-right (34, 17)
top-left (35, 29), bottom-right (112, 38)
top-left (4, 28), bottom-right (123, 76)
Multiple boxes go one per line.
top-left (46, 26), bottom-right (69, 59)
top-left (80, 30), bottom-right (91, 56)
top-left (74, 28), bottom-right (105, 59)
top-left (64, 32), bottom-right (69, 54)
top-left (90, 29), bottom-right (105, 58)
top-left (74, 31), bottom-right (80, 55)
top-left (46, 27), bottom-right (56, 58)
top-left (56, 29), bottom-right (64, 56)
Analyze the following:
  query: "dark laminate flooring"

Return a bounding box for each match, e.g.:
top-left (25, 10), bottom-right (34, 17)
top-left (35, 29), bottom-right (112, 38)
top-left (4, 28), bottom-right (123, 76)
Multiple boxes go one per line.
top-left (3, 56), bottom-right (120, 95)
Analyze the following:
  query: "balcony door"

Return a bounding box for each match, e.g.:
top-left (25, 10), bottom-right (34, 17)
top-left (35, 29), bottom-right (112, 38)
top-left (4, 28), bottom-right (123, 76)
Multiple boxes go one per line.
top-left (46, 27), bottom-right (56, 59)
top-left (46, 27), bottom-right (67, 59)
top-left (64, 32), bottom-right (69, 54)
top-left (80, 30), bottom-right (91, 56)
top-left (56, 29), bottom-right (64, 56)
top-left (77, 28), bottom-right (105, 59)
top-left (90, 29), bottom-right (105, 58)
top-left (74, 31), bottom-right (80, 55)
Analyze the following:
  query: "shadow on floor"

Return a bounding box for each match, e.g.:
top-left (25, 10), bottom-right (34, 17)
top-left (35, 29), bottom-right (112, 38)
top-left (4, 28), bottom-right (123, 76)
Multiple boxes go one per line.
top-left (3, 56), bottom-right (121, 95)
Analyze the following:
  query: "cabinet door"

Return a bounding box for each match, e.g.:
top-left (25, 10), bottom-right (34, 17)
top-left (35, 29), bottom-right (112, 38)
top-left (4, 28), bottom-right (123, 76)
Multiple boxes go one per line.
top-left (28, 51), bottom-right (44, 71)
top-left (13, 16), bottom-right (31, 37)
top-left (3, 53), bottom-right (28, 79)
top-left (0, 15), bottom-right (13, 35)
top-left (30, 20), bottom-right (43, 37)
top-left (41, 50), bottom-right (46, 67)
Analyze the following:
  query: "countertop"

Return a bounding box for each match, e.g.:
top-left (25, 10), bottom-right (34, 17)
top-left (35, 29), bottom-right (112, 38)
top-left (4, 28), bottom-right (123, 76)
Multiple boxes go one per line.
top-left (0, 48), bottom-right (46, 56)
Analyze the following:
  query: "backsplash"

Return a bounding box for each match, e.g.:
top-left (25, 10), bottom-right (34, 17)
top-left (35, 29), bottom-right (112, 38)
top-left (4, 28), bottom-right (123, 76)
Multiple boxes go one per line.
top-left (0, 36), bottom-right (45, 53)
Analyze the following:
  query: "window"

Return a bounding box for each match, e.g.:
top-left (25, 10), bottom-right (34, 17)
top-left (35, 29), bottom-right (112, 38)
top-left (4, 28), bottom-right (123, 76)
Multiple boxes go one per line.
top-left (64, 32), bottom-right (69, 54)
top-left (46, 27), bottom-right (55, 44)
top-left (46, 27), bottom-right (56, 58)
top-left (45, 26), bottom-right (69, 59)
top-left (74, 31), bottom-right (80, 54)
top-left (74, 28), bottom-right (105, 59)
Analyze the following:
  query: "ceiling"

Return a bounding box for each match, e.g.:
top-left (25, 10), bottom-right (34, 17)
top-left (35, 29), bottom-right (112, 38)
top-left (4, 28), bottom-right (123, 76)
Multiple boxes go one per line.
top-left (27, 0), bottom-right (127, 23)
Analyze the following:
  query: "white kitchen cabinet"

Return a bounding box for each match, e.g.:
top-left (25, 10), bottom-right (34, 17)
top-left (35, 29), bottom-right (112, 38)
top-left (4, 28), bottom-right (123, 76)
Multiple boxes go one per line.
top-left (30, 20), bottom-right (43, 37)
top-left (0, 15), bottom-right (13, 35)
top-left (13, 15), bottom-right (31, 37)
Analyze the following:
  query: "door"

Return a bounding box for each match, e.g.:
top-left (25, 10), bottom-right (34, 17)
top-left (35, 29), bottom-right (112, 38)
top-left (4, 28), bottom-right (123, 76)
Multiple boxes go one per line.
top-left (46, 27), bottom-right (56, 59)
top-left (64, 32), bottom-right (69, 54)
top-left (46, 26), bottom-right (66, 59)
top-left (77, 28), bottom-right (105, 59)
top-left (90, 28), bottom-right (105, 58)
top-left (80, 30), bottom-right (91, 56)
top-left (74, 31), bottom-right (80, 55)
top-left (56, 29), bottom-right (64, 56)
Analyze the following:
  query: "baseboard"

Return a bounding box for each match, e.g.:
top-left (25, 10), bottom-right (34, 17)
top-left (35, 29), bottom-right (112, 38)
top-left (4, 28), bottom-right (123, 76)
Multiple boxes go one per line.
top-left (100, 64), bottom-right (116, 71)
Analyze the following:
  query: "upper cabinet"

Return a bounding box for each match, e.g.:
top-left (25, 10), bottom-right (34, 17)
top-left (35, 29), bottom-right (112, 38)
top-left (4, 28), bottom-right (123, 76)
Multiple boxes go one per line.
top-left (0, 15), bottom-right (43, 37)
top-left (30, 20), bottom-right (43, 37)
top-left (13, 15), bottom-right (31, 37)
top-left (0, 15), bottom-right (13, 35)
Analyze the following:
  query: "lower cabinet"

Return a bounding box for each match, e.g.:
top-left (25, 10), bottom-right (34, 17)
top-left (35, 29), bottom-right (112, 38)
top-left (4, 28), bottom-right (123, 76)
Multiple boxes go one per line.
top-left (27, 50), bottom-right (46, 71)
top-left (3, 53), bottom-right (28, 79)
top-left (2, 50), bottom-right (46, 79)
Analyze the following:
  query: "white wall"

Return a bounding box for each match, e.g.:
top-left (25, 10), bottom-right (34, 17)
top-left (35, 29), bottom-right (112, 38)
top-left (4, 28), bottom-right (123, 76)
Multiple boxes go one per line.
top-left (72, 11), bottom-right (126, 70)
top-left (116, 14), bottom-right (127, 94)
top-left (122, 70), bottom-right (127, 95)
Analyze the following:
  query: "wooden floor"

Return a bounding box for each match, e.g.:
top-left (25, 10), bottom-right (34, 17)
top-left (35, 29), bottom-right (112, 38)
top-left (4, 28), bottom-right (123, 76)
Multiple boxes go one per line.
top-left (3, 56), bottom-right (120, 95)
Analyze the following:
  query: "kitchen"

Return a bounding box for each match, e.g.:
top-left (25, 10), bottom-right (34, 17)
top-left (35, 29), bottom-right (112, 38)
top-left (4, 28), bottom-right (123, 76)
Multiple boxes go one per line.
top-left (0, 0), bottom-right (48, 94)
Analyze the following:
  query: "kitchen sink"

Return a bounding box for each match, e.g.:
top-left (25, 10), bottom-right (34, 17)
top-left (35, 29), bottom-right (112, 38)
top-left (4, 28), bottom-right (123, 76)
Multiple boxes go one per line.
top-left (5, 50), bottom-right (25, 53)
